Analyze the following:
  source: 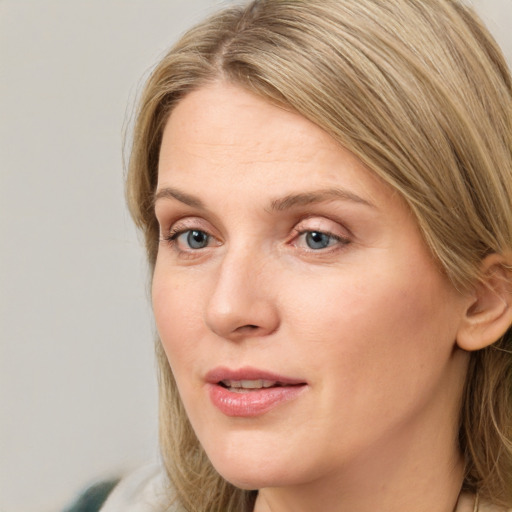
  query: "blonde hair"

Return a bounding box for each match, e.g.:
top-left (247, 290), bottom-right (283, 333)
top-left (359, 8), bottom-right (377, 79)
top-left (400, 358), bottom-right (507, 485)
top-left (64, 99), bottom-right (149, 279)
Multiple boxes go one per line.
top-left (126, 1), bottom-right (512, 510)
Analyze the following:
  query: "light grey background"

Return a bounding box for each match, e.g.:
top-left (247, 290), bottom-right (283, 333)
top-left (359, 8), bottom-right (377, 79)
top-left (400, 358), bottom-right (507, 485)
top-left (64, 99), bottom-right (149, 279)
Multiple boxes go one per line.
top-left (0, 1), bottom-right (510, 511)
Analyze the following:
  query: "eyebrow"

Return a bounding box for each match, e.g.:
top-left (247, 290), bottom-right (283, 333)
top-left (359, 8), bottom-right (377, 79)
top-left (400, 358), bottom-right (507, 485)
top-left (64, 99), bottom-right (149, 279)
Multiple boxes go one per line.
top-left (154, 187), bottom-right (205, 209)
top-left (269, 188), bottom-right (375, 211)
top-left (153, 186), bottom-right (375, 211)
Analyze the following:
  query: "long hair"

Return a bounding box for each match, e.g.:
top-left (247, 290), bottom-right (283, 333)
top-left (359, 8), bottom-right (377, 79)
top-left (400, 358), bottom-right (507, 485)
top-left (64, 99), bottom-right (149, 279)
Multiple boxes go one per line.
top-left (126, 1), bottom-right (512, 510)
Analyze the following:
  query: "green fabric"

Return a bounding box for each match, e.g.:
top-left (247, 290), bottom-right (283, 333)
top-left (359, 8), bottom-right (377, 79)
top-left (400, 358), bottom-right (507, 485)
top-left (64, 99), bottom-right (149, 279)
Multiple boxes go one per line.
top-left (62, 479), bottom-right (120, 512)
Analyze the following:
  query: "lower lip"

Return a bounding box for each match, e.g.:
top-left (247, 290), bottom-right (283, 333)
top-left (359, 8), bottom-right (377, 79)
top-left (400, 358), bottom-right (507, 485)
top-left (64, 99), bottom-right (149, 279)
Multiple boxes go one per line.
top-left (208, 383), bottom-right (307, 417)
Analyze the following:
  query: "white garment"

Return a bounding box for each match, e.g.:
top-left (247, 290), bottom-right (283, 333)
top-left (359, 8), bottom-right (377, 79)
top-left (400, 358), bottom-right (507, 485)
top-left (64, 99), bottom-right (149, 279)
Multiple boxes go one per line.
top-left (99, 463), bottom-right (182, 512)
top-left (457, 493), bottom-right (510, 512)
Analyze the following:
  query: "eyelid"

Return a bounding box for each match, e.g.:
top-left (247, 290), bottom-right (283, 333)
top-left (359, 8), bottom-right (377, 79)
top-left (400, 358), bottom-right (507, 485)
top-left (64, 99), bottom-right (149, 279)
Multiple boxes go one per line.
top-left (159, 216), bottom-right (222, 257)
top-left (291, 230), bottom-right (350, 251)
top-left (158, 215), bottom-right (352, 256)
top-left (289, 216), bottom-right (352, 252)
top-left (293, 215), bottom-right (351, 238)
top-left (160, 216), bottom-right (215, 237)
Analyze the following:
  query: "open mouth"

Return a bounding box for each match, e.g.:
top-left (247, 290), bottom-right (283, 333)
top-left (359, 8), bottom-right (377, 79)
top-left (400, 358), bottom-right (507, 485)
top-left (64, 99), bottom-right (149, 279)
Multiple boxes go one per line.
top-left (218, 379), bottom-right (303, 393)
top-left (207, 370), bottom-right (308, 416)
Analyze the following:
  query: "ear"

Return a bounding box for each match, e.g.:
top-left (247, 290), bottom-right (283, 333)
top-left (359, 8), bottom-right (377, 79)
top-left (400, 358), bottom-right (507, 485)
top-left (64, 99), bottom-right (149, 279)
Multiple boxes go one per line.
top-left (457, 254), bottom-right (512, 351)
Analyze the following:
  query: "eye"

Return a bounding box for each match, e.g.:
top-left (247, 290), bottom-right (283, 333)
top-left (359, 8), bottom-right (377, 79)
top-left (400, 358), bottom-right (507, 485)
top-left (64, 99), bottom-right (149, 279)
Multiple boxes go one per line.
top-left (174, 229), bottom-right (211, 250)
top-left (303, 231), bottom-right (336, 250)
top-left (293, 229), bottom-right (349, 252)
top-left (159, 216), bottom-right (221, 257)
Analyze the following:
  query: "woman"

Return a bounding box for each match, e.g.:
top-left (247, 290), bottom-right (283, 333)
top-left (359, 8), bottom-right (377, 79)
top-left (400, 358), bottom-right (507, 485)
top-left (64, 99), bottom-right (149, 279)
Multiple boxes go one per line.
top-left (101, 0), bottom-right (512, 510)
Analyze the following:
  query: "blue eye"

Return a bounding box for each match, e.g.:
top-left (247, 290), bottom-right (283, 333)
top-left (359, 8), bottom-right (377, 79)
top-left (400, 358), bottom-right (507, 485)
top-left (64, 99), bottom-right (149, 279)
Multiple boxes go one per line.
top-left (184, 230), bottom-right (210, 249)
top-left (167, 229), bottom-right (210, 250)
top-left (304, 231), bottom-right (335, 250)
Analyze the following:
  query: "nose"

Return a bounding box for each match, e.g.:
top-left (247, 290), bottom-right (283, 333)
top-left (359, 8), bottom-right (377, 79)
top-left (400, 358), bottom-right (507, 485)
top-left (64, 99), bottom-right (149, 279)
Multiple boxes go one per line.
top-left (204, 247), bottom-right (280, 341)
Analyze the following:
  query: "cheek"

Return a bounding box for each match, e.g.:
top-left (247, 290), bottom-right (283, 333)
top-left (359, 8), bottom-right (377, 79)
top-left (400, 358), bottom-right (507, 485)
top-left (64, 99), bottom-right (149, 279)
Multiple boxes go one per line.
top-left (283, 260), bottom-right (461, 391)
top-left (273, 268), bottom-right (461, 464)
top-left (152, 269), bottom-right (206, 372)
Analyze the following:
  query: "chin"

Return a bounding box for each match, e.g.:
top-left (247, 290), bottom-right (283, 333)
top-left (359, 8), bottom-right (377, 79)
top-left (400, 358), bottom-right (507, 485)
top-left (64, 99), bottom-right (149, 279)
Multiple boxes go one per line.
top-left (216, 466), bottom-right (293, 491)
top-left (206, 447), bottom-right (311, 491)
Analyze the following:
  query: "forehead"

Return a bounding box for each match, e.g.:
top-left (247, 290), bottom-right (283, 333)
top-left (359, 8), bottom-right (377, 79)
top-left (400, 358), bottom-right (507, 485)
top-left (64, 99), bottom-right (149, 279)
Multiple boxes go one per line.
top-left (157, 82), bottom-right (401, 216)
top-left (161, 83), bottom-right (340, 163)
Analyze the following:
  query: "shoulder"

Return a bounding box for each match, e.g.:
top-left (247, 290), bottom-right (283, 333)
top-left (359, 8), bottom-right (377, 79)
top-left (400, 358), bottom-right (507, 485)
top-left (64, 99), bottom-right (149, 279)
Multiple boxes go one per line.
top-left (456, 492), bottom-right (512, 512)
top-left (480, 501), bottom-right (512, 512)
top-left (63, 479), bottom-right (120, 512)
top-left (99, 463), bottom-right (182, 512)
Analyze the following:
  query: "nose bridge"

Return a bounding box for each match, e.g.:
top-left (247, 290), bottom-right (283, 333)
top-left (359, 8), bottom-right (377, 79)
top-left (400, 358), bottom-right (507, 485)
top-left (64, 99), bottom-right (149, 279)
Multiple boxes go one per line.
top-left (204, 241), bottom-right (279, 339)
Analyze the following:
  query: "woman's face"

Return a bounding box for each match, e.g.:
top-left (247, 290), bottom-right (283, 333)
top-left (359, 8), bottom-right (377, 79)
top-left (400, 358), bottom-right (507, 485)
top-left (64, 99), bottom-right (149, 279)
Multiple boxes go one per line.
top-left (153, 83), bottom-right (469, 492)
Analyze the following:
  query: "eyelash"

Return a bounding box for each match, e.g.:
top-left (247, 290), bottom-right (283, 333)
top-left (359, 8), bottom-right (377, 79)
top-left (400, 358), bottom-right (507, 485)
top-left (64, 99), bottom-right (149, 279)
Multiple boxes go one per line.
top-left (165, 227), bottom-right (213, 249)
top-left (291, 229), bottom-right (350, 252)
top-left (161, 224), bottom-right (351, 257)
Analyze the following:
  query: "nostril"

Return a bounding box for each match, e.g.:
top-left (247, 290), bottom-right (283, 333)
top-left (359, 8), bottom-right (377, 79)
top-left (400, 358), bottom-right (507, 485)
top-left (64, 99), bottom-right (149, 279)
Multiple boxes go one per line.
top-left (235, 324), bottom-right (259, 333)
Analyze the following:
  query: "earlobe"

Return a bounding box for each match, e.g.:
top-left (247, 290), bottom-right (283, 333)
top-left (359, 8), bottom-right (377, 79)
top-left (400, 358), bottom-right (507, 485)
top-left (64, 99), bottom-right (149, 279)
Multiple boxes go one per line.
top-left (456, 254), bottom-right (512, 352)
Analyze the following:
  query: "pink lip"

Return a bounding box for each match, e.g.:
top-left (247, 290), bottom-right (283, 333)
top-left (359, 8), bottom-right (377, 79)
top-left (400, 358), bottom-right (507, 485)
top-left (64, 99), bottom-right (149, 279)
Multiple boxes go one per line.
top-left (205, 366), bottom-right (308, 417)
top-left (205, 366), bottom-right (306, 385)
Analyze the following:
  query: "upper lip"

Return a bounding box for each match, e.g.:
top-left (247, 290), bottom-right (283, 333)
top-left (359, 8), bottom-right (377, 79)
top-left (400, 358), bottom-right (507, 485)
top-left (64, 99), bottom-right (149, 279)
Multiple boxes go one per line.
top-left (205, 366), bottom-right (307, 386)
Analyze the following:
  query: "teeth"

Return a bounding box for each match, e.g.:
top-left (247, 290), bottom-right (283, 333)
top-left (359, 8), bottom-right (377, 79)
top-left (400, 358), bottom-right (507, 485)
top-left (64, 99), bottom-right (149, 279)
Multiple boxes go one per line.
top-left (221, 379), bottom-right (277, 389)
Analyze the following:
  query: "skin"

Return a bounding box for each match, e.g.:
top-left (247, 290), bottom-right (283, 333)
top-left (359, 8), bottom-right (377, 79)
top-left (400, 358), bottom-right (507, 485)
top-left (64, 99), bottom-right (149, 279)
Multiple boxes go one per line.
top-left (152, 82), bottom-right (473, 512)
